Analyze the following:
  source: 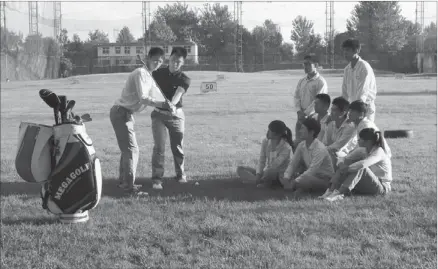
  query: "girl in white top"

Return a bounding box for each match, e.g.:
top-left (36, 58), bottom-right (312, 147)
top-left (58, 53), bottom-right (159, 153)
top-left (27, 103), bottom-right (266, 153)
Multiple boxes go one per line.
top-left (236, 120), bottom-right (294, 188)
top-left (321, 128), bottom-right (392, 201)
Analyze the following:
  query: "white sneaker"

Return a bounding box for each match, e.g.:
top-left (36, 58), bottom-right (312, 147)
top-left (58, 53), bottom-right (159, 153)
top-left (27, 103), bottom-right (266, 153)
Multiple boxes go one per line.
top-left (324, 190), bottom-right (344, 202)
top-left (318, 189), bottom-right (333, 199)
top-left (152, 183), bottom-right (163, 190)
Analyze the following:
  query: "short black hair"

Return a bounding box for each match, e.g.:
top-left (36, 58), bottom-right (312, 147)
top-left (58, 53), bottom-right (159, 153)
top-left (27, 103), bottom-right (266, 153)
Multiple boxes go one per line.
top-left (302, 117), bottom-right (321, 139)
top-left (170, 47), bottom-right (188, 59)
top-left (332, 97), bottom-right (350, 112)
top-left (342, 38), bottom-right (361, 51)
top-left (349, 100), bottom-right (368, 114)
top-left (304, 54), bottom-right (318, 64)
top-left (315, 93), bottom-right (331, 106)
top-left (148, 47), bottom-right (165, 58)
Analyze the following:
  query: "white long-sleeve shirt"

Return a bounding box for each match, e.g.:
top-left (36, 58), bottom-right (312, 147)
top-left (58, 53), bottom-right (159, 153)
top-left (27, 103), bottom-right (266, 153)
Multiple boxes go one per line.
top-left (342, 57), bottom-right (377, 112)
top-left (323, 118), bottom-right (356, 153)
top-left (294, 72), bottom-right (328, 116)
top-left (284, 139), bottom-right (334, 182)
top-left (257, 138), bottom-right (292, 175)
top-left (309, 112), bottom-right (330, 142)
top-left (114, 67), bottom-right (162, 113)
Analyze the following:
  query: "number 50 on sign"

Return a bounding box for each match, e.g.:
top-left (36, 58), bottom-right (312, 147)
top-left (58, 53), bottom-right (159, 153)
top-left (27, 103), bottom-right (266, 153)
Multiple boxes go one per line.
top-left (200, 82), bottom-right (217, 93)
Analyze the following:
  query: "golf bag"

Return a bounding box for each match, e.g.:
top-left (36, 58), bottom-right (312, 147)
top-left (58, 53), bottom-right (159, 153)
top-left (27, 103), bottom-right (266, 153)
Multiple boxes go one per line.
top-left (15, 91), bottom-right (102, 219)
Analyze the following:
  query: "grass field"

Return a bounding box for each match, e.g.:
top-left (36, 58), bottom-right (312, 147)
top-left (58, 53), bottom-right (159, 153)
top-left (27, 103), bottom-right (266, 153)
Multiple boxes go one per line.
top-left (1, 70), bottom-right (437, 269)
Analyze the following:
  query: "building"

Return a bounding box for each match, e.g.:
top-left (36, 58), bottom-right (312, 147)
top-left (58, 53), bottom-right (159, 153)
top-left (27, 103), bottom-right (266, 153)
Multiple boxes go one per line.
top-left (94, 38), bottom-right (198, 67)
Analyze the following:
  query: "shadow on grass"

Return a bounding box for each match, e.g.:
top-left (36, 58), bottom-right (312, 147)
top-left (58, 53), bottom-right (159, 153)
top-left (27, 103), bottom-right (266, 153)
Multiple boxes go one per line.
top-left (2, 216), bottom-right (59, 226)
top-left (0, 175), bottom-right (303, 202)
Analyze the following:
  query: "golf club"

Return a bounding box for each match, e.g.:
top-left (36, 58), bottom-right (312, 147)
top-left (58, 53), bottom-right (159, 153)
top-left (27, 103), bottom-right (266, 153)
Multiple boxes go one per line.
top-left (65, 100), bottom-right (76, 122)
top-left (59, 95), bottom-right (68, 123)
top-left (39, 89), bottom-right (61, 125)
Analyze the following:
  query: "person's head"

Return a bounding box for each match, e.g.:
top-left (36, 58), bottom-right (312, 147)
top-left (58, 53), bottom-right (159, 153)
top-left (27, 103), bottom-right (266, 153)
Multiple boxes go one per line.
top-left (348, 100), bottom-right (368, 123)
top-left (300, 117), bottom-right (321, 140)
top-left (314, 93), bottom-right (331, 114)
top-left (169, 47), bottom-right (188, 73)
top-left (303, 55), bottom-right (318, 74)
top-left (330, 97), bottom-right (350, 120)
top-left (146, 47), bottom-right (165, 71)
top-left (267, 120), bottom-right (293, 147)
top-left (358, 128), bottom-right (385, 152)
top-left (342, 38), bottom-right (361, 62)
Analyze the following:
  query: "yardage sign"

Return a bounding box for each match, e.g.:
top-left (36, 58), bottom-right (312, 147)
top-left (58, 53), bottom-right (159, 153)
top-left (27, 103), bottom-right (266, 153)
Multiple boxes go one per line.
top-left (200, 82), bottom-right (217, 93)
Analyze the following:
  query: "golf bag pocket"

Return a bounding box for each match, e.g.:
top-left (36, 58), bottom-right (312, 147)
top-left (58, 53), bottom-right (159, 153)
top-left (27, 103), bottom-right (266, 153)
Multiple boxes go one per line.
top-left (43, 124), bottom-right (102, 214)
top-left (15, 122), bottom-right (53, 183)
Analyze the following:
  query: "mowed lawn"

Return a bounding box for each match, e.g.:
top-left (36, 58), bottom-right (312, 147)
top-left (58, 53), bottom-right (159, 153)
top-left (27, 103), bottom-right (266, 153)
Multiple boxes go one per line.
top-left (1, 70), bottom-right (436, 269)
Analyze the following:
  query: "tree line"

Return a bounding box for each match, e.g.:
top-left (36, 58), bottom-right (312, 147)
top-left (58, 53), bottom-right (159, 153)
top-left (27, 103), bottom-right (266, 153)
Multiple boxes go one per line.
top-left (1, 1), bottom-right (436, 75)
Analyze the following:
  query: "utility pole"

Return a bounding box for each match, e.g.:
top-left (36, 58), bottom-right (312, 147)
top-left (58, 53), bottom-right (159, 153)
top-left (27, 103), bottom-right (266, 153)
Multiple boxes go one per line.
top-left (325, 1), bottom-right (334, 69)
top-left (53, 2), bottom-right (62, 59)
top-left (142, 1), bottom-right (151, 52)
top-left (415, 1), bottom-right (425, 73)
top-left (1, 1), bottom-right (8, 81)
top-left (234, 1), bottom-right (243, 72)
top-left (29, 2), bottom-right (39, 35)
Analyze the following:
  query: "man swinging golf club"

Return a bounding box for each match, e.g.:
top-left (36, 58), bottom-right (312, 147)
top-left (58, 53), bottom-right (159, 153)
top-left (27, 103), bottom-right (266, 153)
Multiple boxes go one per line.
top-left (110, 47), bottom-right (171, 196)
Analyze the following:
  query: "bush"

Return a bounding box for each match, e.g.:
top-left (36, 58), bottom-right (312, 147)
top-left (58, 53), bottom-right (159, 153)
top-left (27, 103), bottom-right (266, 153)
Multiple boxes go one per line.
top-left (60, 57), bottom-right (73, 77)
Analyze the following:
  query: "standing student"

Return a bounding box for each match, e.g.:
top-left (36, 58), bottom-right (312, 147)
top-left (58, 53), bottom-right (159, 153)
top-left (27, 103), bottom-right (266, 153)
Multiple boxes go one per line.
top-left (294, 55), bottom-right (328, 141)
top-left (341, 38), bottom-right (377, 122)
top-left (236, 120), bottom-right (294, 188)
top-left (281, 118), bottom-right (334, 194)
top-left (110, 47), bottom-right (170, 195)
top-left (321, 128), bottom-right (392, 201)
top-left (150, 47), bottom-right (191, 190)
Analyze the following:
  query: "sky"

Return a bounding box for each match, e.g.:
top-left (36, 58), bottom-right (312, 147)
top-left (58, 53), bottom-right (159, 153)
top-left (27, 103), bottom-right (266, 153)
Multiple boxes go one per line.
top-left (4, 0), bottom-right (437, 43)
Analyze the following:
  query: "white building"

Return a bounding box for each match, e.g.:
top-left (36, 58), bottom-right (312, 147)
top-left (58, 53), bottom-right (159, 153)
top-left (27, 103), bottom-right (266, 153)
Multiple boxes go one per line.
top-left (94, 39), bottom-right (198, 67)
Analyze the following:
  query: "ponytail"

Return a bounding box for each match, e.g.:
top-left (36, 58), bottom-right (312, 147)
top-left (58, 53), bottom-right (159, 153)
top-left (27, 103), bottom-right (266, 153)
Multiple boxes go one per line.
top-left (283, 127), bottom-right (294, 148)
top-left (374, 131), bottom-right (387, 153)
top-left (359, 128), bottom-right (387, 153)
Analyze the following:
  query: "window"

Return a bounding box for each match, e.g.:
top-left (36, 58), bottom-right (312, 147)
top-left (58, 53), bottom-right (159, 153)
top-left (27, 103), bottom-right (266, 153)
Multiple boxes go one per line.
top-left (184, 46), bottom-right (191, 53)
top-left (136, 47), bottom-right (143, 54)
top-left (102, 47), bottom-right (110, 55)
top-left (124, 46), bottom-right (131, 54)
top-left (115, 47), bottom-right (121, 54)
top-left (163, 45), bottom-right (169, 53)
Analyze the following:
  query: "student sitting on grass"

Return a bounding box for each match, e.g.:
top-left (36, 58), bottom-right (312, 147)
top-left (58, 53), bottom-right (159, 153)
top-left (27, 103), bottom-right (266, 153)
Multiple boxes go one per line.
top-left (236, 120), bottom-right (294, 188)
top-left (322, 97), bottom-right (356, 169)
top-left (280, 118), bottom-right (334, 194)
top-left (320, 128), bottom-right (393, 201)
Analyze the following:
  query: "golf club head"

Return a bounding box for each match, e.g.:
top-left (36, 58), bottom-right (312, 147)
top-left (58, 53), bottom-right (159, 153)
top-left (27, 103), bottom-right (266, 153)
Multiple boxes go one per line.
top-left (39, 89), bottom-right (60, 109)
top-left (81, 113), bottom-right (92, 122)
top-left (59, 95), bottom-right (68, 123)
top-left (66, 100), bottom-right (76, 111)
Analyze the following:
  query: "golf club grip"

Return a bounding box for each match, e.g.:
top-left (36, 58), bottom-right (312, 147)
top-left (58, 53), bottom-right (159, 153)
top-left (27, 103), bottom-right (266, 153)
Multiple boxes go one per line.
top-left (136, 54), bottom-right (171, 103)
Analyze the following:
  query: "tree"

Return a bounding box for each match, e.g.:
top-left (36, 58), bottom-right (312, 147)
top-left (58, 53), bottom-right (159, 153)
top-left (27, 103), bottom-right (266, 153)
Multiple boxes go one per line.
top-left (87, 29), bottom-right (109, 44)
top-left (424, 22), bottom-right (437, 52)
top-left (279, 42), bottom-right (294, 61)
top-left (290, 16), bottom-right (315, 56)
top-left (147, 15), bottom-right (177, 43)
top-left (154, 3), bottom-right (200, 41)
top-left (346, 1), bottom-right (407, 56)
top-left (116, 26), bottom-right (135, 44)
top-left (0, 27), bottom-right (23, 52)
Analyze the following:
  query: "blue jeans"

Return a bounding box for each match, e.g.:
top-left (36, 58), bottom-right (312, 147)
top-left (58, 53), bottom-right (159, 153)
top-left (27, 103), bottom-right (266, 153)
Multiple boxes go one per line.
top-left (151, 109), bottom-right (186, 184)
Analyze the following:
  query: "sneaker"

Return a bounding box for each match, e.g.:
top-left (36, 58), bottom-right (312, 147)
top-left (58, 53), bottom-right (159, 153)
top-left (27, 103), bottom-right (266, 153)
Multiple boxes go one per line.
top-left (324, 190), bottom-right (344, 202)
top-left (318, 189), bottom-right (333, 199)
top-left (152, 183), bottom-right (163, 190)
top-left (126, 185), bottom-right (148, 196)
top-left (176, 177), bottom-right (187, 183)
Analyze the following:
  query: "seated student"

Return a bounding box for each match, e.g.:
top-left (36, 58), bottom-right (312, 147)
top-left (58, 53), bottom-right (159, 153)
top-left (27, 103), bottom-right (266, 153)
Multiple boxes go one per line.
top-left (280, 118), bottom-right (334, 194)
top-left (294, 93), bottom-right (331, 148)
top-left (320, 128), bottom-right (392, 201)
top-left (236, 120), bottom-right (294, 187)
top-left (322, 97), bottom-right (356, 168)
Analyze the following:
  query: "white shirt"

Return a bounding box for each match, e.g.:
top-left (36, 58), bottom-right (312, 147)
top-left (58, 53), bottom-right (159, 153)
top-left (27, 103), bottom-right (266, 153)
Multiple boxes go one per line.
top-left (323, 118), bottom-right (356, 153)
top-left (114, 67), bottom-right (161, 113)
top-left (294, 72), bottom-right (328, 116)
top-left (342, 57), bottom-right (377, 111)
top-left (257, 138), bottom-right (292, 175)
top-left (284, 139), bottom-right (334, 182)
top-left (310, 112), bottom-right (330, 142)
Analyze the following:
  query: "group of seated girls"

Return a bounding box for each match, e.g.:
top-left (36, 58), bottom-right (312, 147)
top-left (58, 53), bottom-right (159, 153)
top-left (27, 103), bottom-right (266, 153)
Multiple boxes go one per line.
top-left (236, 95), bottom-right (392, 202)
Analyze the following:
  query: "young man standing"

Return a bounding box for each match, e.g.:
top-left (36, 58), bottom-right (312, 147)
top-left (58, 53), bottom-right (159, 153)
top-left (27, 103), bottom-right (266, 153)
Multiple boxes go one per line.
top-left (322, 97), bottom-right (356, 168)
top-left (110, 47), bottom-right (170, 195)
top-left (341, 38), bottom-right (377, 122)
top-left (280, 118), bottom-right (334, 194)
top-left (294, 55), bottom-right (328, 141)
top-left (151, 47), bottom-right (191, 190)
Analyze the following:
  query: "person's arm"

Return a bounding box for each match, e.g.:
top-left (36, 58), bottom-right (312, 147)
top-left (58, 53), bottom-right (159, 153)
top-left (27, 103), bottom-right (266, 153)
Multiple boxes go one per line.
top-left (355, 64), bottom-right (371, 102)
top-left (256, 138), bottom-right (268, 175)
top-left (341, 68), bottom-right (348, 99)
top-left (322, 122), bottom-right (332, 146)
top-left (135, 69), bottom-right (166, 108)
top-left (171, 76), bottom-right (191, 105)
top-left (284, 143), bottom-right (302, 179)
top-left (342, 147), bottom-right (366, 166)
top-left (269, 145), bottom-right (292, 171)
top-left (327, 124), bottom-right (357, 152)
top-left (294, 80), bottom-right (303, 113)
top-left (303, 78), bottom-right (328, 116)
top-left (295, 147), bottom-right (328, 182)
top-left (348, 147), bottom-right (385, 172)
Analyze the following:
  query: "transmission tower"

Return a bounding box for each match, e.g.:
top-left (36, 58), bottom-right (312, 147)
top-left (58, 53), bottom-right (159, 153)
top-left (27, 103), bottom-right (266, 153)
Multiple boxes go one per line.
top-left (234, 1), bottom-right (243, 72)
top-left (1, 1), bottom-right (8, 81)
top-left (53, 2), bottom-right (61, 41)
top-left (325, 1), bottom-right (334, 69)
top-left (415, 2), bottom-right (425, 53)
top-left (0, 2), bottom-right (5, 31)
top-left (29, 2), bottom-right (39, 35)
top-left (142, 1), bottom-right (151, 50)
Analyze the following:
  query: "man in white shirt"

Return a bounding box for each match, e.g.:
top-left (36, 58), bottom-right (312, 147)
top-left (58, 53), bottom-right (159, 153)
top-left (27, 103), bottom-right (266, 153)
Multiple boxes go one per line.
top-left (341, 38), bottom-right (377, 122)
top-left (322, 97), bottom-right (356, 168)
top-left (280, 118), bottom-right (334, 194)
top-left (294, 55), bottom-right (328, 141)
top-left (110, 47), bottom-right (172, 195)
